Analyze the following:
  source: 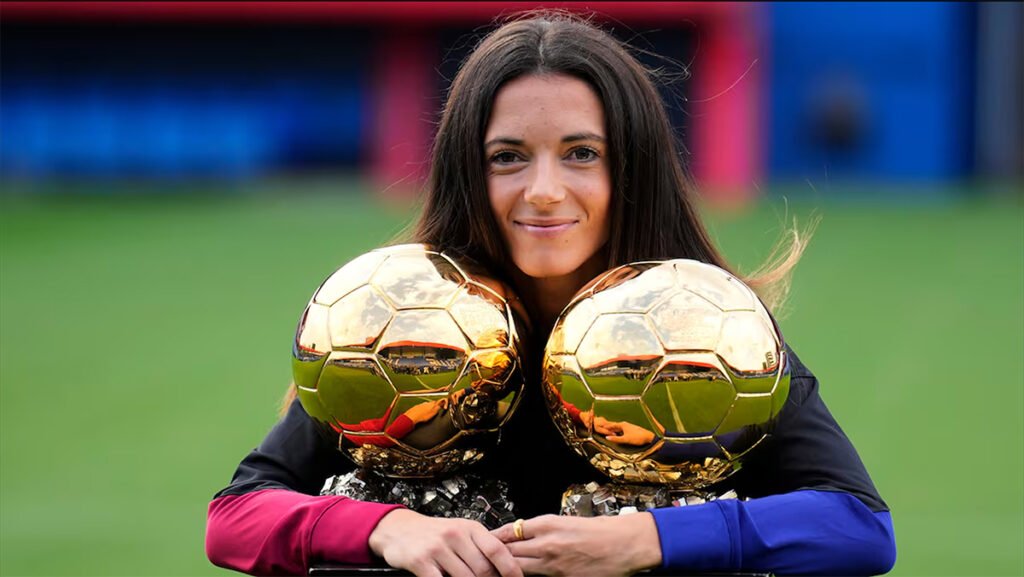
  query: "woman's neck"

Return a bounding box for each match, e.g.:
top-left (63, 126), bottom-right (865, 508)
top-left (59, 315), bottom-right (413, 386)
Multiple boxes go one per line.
top-left (511, 251), bottom-right (608, 334)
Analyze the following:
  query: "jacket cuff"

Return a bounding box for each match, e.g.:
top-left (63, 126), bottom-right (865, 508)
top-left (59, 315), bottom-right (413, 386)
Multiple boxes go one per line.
top-left (385, 415), bottom-right (415, 439)
top-left (650, 501), bottom-right (734, 570)
top-left (309, 497), bottom-right (406, 565)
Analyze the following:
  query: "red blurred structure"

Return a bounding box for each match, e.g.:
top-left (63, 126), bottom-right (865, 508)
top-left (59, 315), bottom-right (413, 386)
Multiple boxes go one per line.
top-left (3, 2), bottom-right (765, 201)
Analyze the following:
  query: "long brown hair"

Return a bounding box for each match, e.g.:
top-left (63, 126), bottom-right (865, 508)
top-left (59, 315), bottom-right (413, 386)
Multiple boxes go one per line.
top-left (282, 11), bottom-right (809, 415)
top-left (413, 11), bottom-right (807, 307)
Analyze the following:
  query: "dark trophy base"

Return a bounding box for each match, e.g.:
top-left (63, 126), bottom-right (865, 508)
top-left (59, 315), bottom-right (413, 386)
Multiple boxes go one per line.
top-left (313, 477), bottom-right (768, 576)
top-left (321, 469), bottom-right (516, 529)
top-left (310, 567), bottom-right (772, 576)
top-left (560, 481), bottom-right (741, 516)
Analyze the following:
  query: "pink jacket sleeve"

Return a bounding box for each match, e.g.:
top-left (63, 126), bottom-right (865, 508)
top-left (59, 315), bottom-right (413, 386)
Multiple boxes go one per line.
top-left (207, 399), bottom-right (405, 575)
top-left (206, 489), bottom-right (403, 575)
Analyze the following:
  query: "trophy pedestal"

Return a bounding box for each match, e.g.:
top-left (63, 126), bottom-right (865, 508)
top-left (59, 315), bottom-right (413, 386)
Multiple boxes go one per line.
top-left (560, 481), bottom-right (740, 516)
top-left (310, 566), bottom-right (772, 576)
top-left (322, 469), bottom-right (516, 529)
top-left (314, 481), bottom-right (763, 577)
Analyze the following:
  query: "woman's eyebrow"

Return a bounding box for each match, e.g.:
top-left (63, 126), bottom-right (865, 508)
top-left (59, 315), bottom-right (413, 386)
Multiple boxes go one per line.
top-left (562, 132), bottom-right (605, 143)
top-left (485, 133), bottom-right (605, 148)
top-left (484, 137), bottom-right (524, 148)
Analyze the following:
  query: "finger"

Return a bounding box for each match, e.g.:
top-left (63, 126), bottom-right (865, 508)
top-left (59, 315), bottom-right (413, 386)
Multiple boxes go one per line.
top-left (491, 521), bottom-right (524, 544)
top-left (434, 547), bottom-right (475, 577)
top-left (506, 537), bottom-right (553, 559)
top-left (513, 556), bottom-right (547, 576)
top-left (406, 559), bottom-right (444, 577)
top-left (451, 533), bottom-right (500, 577)
top-left (471, 530), bottom-right (523, 577)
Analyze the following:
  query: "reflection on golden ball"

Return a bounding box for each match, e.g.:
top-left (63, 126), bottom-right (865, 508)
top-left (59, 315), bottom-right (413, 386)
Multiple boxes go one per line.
top-left (292, 244), bottom-right (525, 478)
top-left (543, 260), bottom-right (789, 489)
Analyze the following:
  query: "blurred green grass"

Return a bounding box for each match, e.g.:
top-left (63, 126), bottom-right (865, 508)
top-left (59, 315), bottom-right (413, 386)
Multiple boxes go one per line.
top-left (1, 181), bottom-right (1021, 576)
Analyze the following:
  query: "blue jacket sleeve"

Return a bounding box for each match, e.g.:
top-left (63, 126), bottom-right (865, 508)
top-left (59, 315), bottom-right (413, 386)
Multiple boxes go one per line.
top-left (648, 346), bottom-right (896, 575)
top-left (651, 489), bottom-right (896, 575)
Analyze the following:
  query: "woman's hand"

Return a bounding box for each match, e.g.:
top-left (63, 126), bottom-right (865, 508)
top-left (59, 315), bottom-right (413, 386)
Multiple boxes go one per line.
top-left (580, 413), bottom-right (657, 446)
top-left (369, 508), bottom-right (523, 577)
top-left (402, 399), bottom-right (444, 424)
top-left (492, 513), bottom-right (662, 576)
top-left (593, 418), bottom-right (656, 446)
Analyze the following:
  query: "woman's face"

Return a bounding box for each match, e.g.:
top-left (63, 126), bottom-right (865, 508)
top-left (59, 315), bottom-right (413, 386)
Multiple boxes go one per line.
top-left (485, 73), bottom-right (612, 280)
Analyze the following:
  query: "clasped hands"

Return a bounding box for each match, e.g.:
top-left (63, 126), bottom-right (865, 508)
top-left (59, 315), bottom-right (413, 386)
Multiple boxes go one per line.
top-left (578, 411), bottom-right (656, 446)
top-left (369, 508), bottom-right (661, 577)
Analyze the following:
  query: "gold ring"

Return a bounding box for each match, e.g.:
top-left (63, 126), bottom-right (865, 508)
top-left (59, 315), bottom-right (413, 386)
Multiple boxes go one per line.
top-left (513, 518), bottom-right (525, 541)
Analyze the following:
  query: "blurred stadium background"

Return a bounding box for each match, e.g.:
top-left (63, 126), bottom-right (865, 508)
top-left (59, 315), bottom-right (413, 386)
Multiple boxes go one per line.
top-left (1, 2), bottom-right (1021, 576)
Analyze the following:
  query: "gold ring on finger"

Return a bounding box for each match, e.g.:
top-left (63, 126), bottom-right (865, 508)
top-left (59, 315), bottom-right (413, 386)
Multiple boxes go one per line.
top-left (513, 518), bottom-right (525, 541)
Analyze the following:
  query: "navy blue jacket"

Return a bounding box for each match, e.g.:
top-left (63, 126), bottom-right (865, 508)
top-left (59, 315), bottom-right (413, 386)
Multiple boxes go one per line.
top-left (211, 346), bottom-right (896, 575)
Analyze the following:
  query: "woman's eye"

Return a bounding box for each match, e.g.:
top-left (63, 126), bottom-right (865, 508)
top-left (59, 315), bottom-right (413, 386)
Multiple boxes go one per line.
top-left (569, 147), bottom-right (598, 162)
top-left (491, 151), bottom-right (521, 164)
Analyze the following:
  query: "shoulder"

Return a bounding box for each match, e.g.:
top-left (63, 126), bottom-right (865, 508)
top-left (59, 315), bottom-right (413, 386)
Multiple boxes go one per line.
top-left (215, 399), bottom-right (352, 499)
top-left (780, 343), bottom-right (820, 408)
top-left (738, 342), bottom-right (889, 512)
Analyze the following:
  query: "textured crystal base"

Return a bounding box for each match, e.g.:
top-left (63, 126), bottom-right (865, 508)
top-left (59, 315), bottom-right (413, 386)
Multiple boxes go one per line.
top-left (321, 469), bottom-right (516, 529)
top-left (560, 481), bottom-right (741, 516)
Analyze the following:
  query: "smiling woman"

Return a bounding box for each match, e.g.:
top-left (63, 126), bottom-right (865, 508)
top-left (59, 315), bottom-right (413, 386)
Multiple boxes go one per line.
top-left (206, 11), bottom-right (896, 577)
top-left (485, 74), bottom-right (612, 324)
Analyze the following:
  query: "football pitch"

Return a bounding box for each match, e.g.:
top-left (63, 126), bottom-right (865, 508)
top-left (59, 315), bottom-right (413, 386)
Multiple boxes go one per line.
top-left (1, 180), bottom-right (1021, 576)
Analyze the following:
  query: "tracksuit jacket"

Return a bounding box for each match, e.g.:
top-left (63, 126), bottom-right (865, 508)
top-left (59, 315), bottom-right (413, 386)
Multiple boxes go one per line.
top-left (206, 346), bottom-right (896, 575)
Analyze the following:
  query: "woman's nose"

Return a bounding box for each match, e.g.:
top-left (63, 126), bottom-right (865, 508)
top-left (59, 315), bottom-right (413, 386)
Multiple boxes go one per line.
top-left (523, 155), bottom-right (566, 206)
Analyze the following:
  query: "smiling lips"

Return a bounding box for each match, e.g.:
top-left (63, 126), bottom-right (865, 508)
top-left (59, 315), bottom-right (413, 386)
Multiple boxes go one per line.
top-left (514, 218), bottom-right (578, 238)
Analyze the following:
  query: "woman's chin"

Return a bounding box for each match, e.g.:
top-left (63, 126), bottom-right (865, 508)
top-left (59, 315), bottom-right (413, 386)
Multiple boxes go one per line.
top-left (516, 261), bottom-right (585, 281)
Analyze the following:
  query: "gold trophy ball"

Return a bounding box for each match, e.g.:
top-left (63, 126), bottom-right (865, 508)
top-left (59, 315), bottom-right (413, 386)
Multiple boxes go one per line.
top-left (292, 244), bottom-right (525, 478)
top-left (543, 259), bottom-right (790, 489)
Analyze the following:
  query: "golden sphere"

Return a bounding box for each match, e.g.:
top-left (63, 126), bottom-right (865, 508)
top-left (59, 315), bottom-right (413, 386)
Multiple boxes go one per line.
top-left (292, 244), bottom-right (525, 478)
top-left (543, 259), bottom-right (790, 489)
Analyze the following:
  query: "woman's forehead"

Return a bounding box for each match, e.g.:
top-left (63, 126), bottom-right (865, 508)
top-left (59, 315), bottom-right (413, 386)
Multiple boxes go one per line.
top-left (485, 73), bottom-right (605, 142)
